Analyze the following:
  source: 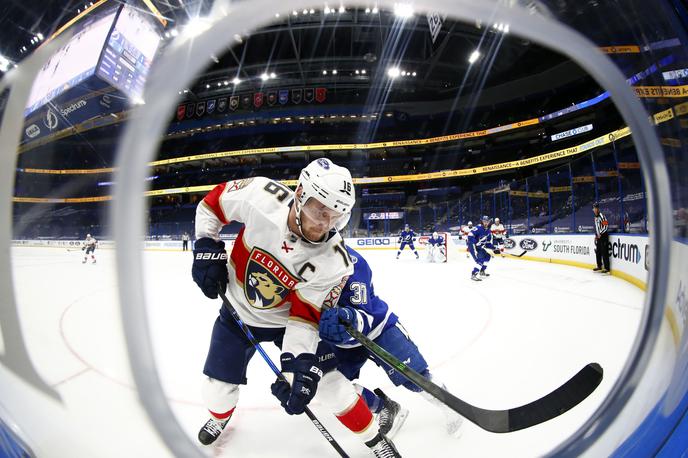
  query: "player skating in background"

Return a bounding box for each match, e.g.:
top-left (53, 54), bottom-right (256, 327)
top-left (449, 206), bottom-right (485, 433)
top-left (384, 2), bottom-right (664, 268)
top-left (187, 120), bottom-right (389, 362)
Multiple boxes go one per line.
top-left (396, 224), bottom-right (419, 259)
top-left (191, 158), bottom-right (401, 457)
top-left (490, 218), bottom-right (506, 256)
top-left (426, 231), bottom-right (446, 263)
top-left (466, 216), bottom-right (501, 281)
top-left (319, 245), bottom-right (463, 438)
top-left (460, 222), bottom-right (473, 258)
top-left (81, 234), bottom-right (97, 264)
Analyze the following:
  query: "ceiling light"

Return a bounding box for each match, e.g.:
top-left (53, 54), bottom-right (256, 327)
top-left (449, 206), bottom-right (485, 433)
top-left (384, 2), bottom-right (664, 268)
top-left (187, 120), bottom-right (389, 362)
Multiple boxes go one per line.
top-left (275, 13), bottom-right (280, 17)
top-left (270, 72), bottom-right (277, 78)
top-left (183, 17), bottom-right (211, 38)
top-left (332, 69), bottom-right (337, 75)
top-left (401, 70), bottom-right (406, 76)
top-left (362, 69), bottom-right (367, 74)
top-left (293, 10), bottom-right (298, 16)
top-left (387, 67), bottom-right (400, 78)
top-left (393, 3), bottom-right (414, 18)
top-left (217, 82), bottom-right (222, 87)
top-left (355, 70), bottom-right (360, 74)
top-left (365, 7), bottom-right (371, 13)
top-left (224, 81), bottom-right (229, 85)
top-left (261, 72), bottom-right (269, 81)
top-left (233, 77), bottom-right (241, 84)
top-left (468, 50), bottom-right (480, 64)
top-left (303, 9), bottom-right (308, 14)
top-left (412, 71), bottom-right (417, 76)
top-left (324, 6), bottom-right (331, 14)
top-left (323, 70), bottom-right (328, 75)
top-left (310, 8), bottom-right (315, 14)
top-left (37, 33), bottom-right (44, 41)
top-left (206, 84), bottom-right (210, 88)
top-left (339, 6), bottom-right (345, 13)
top-left (0, 54), bottom-right (12, 72)
top-left (372, 7), bottom-right (379, 13)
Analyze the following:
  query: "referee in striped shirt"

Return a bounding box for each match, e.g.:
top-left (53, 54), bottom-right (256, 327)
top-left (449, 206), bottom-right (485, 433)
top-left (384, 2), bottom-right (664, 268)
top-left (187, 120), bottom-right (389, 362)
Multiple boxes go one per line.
top-left (593, 202), bottom-right (610, 273)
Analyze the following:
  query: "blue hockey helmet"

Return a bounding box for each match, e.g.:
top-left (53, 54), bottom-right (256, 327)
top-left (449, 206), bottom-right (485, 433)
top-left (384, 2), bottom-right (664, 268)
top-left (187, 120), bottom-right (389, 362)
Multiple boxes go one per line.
top-left (481, 215), bottom-right (491, 224)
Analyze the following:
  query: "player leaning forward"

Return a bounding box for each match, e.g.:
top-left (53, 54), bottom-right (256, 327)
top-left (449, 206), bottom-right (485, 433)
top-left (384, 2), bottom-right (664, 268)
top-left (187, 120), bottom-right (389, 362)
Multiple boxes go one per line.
top-left (191, 158), bottom-right (401, 456)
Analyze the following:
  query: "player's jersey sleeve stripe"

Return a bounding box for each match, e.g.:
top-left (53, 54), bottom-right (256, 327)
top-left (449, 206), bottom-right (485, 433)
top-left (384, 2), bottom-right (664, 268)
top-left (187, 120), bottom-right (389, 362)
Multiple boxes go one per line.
top-left (288, 290), bottom-right (321, 328)
top-left (202, 183), bottom-right (229, 225)
top-left (229, 227), bottom-right (248, 285)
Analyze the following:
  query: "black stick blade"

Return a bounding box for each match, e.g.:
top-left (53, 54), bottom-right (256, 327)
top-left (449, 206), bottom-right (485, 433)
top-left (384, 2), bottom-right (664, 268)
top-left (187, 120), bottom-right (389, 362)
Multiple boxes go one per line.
top-left (475, 363), bottom-right (604, 433)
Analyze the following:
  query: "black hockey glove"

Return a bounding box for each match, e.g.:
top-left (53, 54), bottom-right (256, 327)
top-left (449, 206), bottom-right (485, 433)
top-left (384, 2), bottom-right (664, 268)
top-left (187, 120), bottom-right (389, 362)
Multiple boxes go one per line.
top-left (192, 237), bottom-right (228, 299)
top-left (493, 248), bottom-right (501, 255)
top-left (270, 353), bottom-right (322, 415)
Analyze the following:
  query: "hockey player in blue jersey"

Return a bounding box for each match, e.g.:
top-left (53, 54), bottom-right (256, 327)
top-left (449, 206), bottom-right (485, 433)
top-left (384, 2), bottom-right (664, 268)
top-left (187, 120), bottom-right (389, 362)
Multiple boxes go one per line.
top-left (466, 215), bottom-right (501, 281)
top-left (318, 246), bottom-right (463, 438)
top-left (426, 231), bottom-right (446, 263)
top-left (396, 224), bottom-right (419, 259)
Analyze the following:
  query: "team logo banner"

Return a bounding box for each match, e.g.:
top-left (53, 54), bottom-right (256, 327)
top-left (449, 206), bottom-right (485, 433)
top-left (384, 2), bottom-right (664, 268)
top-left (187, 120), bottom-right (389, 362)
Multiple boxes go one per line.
top-left (244, 248), bottom-right (298, 309)
top-left (196, 101), bottom-right (206, 117)
top-left (315, 87), bottom-right (327, 103)
top-left (279, 90), bottom-right (289, 105)
top-left (217, 97), bottom-right (227, 112)
top-left (185, 103), bottom-right (195, 118)
top-left (254, 92), bottom-right (264, 108)
top-left (304, 88), bottom-right (314, 103)
top-left (241, 94), bottom-right (251, 109)
top-left (176, 104), bottom-right (186, 121)
top-left (206, 99), bottom-right (216, 114)
top-left (229, 96), bottom-right (239, 111)
top-left (292, 88), bottom-right (303, 104)
top-left (267, 91), bottom-right (277, 106)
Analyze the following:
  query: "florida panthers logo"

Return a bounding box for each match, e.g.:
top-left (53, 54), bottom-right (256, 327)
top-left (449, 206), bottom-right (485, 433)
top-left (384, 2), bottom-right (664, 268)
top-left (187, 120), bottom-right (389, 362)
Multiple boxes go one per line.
top-left (244, 248), bottom-right (298, 309)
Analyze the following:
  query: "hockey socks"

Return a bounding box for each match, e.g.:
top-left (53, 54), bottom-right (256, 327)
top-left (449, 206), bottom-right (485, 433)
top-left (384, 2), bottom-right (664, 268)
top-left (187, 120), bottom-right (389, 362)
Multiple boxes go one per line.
top-left (360, 386), bottom-right (384, 413)
top-left (336, 394), bottom-right (377, 442)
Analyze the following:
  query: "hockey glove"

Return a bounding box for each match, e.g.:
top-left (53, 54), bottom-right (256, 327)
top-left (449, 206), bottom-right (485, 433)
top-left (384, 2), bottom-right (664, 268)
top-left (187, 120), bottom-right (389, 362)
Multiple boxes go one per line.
top-left (319, 306), bottom-right (357, 344)
top-left (270, 353), bottom-right (322, 415)
top-left (192, 238), bottom-right (228, 299)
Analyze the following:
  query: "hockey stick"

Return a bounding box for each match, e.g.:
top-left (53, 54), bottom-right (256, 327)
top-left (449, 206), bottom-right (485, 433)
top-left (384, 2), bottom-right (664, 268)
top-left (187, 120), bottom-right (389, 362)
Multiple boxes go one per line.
top-left (504, 250), bottom-right (527, 258)
top-left (218, 290), bottom-right (349, 458)
top-left (343, 323), bottom-right (603, 433)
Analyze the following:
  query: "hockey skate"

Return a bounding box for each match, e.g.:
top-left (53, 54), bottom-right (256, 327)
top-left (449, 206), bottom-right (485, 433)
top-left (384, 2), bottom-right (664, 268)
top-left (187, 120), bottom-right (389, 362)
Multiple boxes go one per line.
top-left (198, 415), bottom-right (231, 445)
top-left (479, 270), bottom-right (489, 277)
top-left (82, 259), bottom-right (87, 264)
top-left (374, 388), bottom-right (409, 439)
top-left (365, 432), bottom-right (402, 458)
top-left (470, 272), bottom-right (482, 281)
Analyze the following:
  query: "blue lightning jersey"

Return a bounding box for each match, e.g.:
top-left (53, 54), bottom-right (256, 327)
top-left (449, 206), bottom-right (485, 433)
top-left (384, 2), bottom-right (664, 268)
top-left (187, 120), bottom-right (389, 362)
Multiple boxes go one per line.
top-left (399, 230), bottom-right (415, 243)
top-left (428, 235), bottom-right (444, 247)
top-left (336, 246), bottom-right (398, 348)
top-left (467, 224), bottom-right (494, 249)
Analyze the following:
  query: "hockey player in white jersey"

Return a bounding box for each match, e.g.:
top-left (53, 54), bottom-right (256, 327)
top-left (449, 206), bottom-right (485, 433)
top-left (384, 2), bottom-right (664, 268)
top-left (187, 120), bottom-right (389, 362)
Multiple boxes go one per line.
top-left (490, 218), bottom-right (506, 255)
top-left (460, 222), bottom-right (473, 258)
top-left (426, 232), bottom-right (446, 263)
top-left (191, 158), bottom-right (401, 456)
top-left (81, 234), bottom-right (97, 264)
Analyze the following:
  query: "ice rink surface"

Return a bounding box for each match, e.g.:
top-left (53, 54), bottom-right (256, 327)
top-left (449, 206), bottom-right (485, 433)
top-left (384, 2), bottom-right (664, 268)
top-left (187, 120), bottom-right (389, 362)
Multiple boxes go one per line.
top-left (10, 245), bottom-right (646, 457)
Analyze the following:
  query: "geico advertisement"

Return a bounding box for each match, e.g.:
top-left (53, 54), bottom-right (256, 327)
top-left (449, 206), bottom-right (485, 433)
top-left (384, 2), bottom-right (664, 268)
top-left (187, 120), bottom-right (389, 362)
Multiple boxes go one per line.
top-left (345, 237), bottom-right (396, 248)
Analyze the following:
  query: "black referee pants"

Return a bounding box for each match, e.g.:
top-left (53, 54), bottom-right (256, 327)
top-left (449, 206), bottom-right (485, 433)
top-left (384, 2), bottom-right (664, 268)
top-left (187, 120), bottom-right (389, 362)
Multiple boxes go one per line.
top-left (595, 233), bottom-right (610, 270)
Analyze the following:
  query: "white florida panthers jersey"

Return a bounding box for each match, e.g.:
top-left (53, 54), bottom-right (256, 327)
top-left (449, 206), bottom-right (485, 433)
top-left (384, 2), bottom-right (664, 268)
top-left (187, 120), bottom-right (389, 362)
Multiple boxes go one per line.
top-left (195, 177), bottom-right (354, 356)
top-left (490, 223), bottom-right (506, 239)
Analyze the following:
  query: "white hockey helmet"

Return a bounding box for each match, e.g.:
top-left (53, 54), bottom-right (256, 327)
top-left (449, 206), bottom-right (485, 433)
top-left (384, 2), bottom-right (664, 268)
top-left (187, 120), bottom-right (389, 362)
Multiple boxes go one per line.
top-left (467, 221), bottom-right (473, 227)
top-left (295, 158), bottom-right (355, 240)
top-left (433, 231), bottom-right (438, 238)
top-left (495, 218), bottom-right (500, 224)
top-left (86, 233), bottom-right (91, 238)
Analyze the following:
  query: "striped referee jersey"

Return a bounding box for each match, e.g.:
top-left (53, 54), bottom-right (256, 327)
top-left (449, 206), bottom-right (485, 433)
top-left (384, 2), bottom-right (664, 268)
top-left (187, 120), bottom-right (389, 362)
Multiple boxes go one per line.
top-left (594, 212), bottom-right (608, 236)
